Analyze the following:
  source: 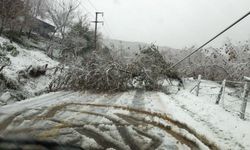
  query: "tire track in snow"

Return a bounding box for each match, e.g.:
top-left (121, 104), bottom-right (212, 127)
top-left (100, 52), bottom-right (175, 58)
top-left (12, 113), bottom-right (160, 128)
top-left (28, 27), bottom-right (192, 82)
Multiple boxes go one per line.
top-left (88, 91), bottom-right (143, 150)
top-left (61, 103), bottom-right (199, 149)
top-left (71, 103), bottom-right (219, 149)
top-left (76, 127), bottom-right (128, 150)
top-left (0, 112), bottom-right (24, 132)
top-left (170, 94), bottom-right (245, 150)
top-left (0, 91), bottom-right (219, 150)
top-left (116, 113), bottom-right (198, 150)
top-left (0, 92), bottom-right (75, 114)
top-left (0, 92), bottom-right (92, 134)
top-left (32, 92), bottom-right (136, 149)
top-left (124, 89), bottom-right (154, 150)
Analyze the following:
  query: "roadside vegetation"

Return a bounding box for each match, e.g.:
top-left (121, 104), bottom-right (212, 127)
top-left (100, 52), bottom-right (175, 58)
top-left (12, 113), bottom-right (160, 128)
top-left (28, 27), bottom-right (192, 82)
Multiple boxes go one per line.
top-left (164, 40), bottom-right (250, 84)
top-left (0, 0), bottom-right (249, 96)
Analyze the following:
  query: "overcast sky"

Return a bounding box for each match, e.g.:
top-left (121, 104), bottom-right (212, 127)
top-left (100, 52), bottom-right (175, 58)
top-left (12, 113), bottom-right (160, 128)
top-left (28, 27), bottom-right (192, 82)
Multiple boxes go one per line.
top-left (80, 0), bottom-right (250, 49)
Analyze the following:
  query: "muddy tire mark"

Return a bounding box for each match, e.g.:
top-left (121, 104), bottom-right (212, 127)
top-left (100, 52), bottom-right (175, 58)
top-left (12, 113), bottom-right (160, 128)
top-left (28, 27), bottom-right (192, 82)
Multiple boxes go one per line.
top-left (116, 113), bottom-right (199, 150)
top-left (124, 90), bottom-right (146, 150)
top-left (65, 109), bottom-right (143, 150)
top-left (1, 100), bottom-right (220, 150)
top-left (76, 127), bottom-right (128, 150)
top-left (35, 102), bottom-right (198, 149)
top-left (0, 112), bottom-right (26, 132)
top-left (133, 128), bottom-right (162, 150)
top-left (68, 102), bottom-right (219, 150)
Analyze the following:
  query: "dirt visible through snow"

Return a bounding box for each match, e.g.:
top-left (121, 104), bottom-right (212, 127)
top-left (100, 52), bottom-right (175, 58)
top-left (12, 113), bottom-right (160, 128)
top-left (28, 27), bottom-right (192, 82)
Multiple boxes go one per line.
top-left (0, 90), bottom-right (220, 150)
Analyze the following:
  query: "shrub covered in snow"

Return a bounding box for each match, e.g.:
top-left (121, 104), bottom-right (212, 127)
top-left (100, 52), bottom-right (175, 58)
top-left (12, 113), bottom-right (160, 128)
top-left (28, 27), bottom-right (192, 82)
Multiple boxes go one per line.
top-left (0, 42), bottom-right (19, 57)
top-left (0, 72), bottom-right (27, 105)
top-left (0, 56), bottom-right (11, 66)
top-left (173, 40), bottom-right (250, 82)
top-left (3, 42), bottom-right (16, 52)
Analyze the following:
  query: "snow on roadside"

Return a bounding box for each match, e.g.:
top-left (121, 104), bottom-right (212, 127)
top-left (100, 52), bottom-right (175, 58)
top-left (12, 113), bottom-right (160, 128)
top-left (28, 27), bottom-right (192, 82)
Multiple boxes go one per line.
top-left (150, 80), bottom-right (250, 149)
top-left (0, 37), bottom-right (58, 77)
top-left (0, 36), bottom-right (59, 98)
top-left (0, 36), bottom-right (58, 78)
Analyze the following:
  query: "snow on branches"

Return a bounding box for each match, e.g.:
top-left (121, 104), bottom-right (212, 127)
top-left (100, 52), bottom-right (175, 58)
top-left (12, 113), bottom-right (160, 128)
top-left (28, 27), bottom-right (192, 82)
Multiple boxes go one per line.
top-left (49, 45), bottom-right (181, 92)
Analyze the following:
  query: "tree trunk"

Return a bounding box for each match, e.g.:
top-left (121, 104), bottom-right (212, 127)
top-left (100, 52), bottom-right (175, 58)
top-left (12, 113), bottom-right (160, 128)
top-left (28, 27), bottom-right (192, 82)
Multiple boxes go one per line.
top-left (0, 26), bottom-right (3, 36)
top-left (19, 26), bottom-right (23, 36)
top-left (0, 18), bottom-right (5, 36)
top-left (27, 29), bottom-right (32, 39)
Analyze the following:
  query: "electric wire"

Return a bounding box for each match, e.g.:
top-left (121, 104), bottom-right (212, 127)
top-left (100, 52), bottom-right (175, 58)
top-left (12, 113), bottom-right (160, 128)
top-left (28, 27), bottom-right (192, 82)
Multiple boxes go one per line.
top-left (170, 11), bottom-right (250, 69)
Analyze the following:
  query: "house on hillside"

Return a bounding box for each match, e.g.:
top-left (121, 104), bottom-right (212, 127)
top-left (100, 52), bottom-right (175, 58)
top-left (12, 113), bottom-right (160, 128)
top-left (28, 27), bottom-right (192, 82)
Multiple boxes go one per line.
top-left (0, 16), bottom-right (55, 38)
top-left (31, 18), bottom-right (56, 38)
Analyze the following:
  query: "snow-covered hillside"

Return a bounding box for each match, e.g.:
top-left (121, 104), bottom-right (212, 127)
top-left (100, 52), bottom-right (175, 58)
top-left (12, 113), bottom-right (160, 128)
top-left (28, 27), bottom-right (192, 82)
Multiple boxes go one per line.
top-left (104, 39), bottom-right (178, 57)
top-left (0, 36), bottom-right (59, 105)
top-left (0, 37), bottom-right (58, 77)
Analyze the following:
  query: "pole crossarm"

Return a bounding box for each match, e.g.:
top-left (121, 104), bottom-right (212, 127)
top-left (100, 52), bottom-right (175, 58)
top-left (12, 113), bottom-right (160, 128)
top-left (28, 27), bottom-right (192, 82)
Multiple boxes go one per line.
top-left (92, 12), bottom-right (104, 49)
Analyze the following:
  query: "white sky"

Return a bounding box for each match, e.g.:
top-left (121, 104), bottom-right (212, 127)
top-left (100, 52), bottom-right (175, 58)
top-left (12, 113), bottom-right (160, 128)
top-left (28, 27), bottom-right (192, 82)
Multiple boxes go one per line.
top-left (80, 0), bottom-right (250, 49)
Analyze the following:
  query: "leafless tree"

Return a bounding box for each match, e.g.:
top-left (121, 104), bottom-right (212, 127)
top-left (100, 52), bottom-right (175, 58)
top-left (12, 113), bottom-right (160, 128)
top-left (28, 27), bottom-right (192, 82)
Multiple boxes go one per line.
top-left (0, 0), bottom-right (25, 35)
top-left (44, 0), bottom-right (79, 57)
top-left (45, 0), bottom-right (79, 40)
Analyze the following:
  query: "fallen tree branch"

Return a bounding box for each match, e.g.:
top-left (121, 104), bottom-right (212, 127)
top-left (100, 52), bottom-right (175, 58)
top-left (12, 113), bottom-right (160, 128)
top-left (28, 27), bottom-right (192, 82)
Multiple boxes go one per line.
top-left (49, 45), bottom-right (182, 92)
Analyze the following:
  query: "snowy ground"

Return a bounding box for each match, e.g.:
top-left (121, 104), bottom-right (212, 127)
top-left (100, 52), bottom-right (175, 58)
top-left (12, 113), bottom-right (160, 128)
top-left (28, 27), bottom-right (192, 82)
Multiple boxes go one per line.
top-left (0, 37), bottom-right (58, 78)
top-left (0, 78), bottom-right (249, 149)
top-left (1, 36), bottom-right (250, 149)
top-left (156, 79), bottom-right (250, 149)
top-left (0, 36), bottom-right (59, 105)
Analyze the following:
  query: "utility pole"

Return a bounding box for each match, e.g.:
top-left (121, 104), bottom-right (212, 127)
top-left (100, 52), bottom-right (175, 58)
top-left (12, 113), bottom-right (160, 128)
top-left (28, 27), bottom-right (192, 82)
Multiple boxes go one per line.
top-left (92, 12), bottom-right (104, 50)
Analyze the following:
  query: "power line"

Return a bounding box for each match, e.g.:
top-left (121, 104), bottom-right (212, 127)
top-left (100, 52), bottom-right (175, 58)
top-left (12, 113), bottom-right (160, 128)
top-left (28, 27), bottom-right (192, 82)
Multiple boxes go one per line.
top-left (77, 0), bottom-right (106, 38)
top-left (102, 24), bottom-right (112, 37)
top-left (86, 0), bottom-right (98, 11)
top-left (77, 0), bottom-right (114, 46)
top-left (76, 0), bottom-right (95, 19)
top-left (103, 17), bottom-right (114, 37)
top-left (83, 0), bottom-right (114, 38)
top-left (170, 11), bottom-right (250, 69)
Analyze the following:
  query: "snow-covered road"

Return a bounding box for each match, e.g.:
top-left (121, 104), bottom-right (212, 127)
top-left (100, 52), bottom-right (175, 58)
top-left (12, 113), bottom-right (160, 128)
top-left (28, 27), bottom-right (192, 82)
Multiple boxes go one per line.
top-left (0, 89), bottom-right (250, 149)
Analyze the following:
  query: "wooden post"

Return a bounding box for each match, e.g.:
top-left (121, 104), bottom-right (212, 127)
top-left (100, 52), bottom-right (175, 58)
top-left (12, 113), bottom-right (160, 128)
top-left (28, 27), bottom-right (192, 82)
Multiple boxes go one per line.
top-left (196, 75), bottom-right (201, 96)
top-left (216, 79), bottom-right (226, 105)
top-left (240, 77), bottom-right (250, 120)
